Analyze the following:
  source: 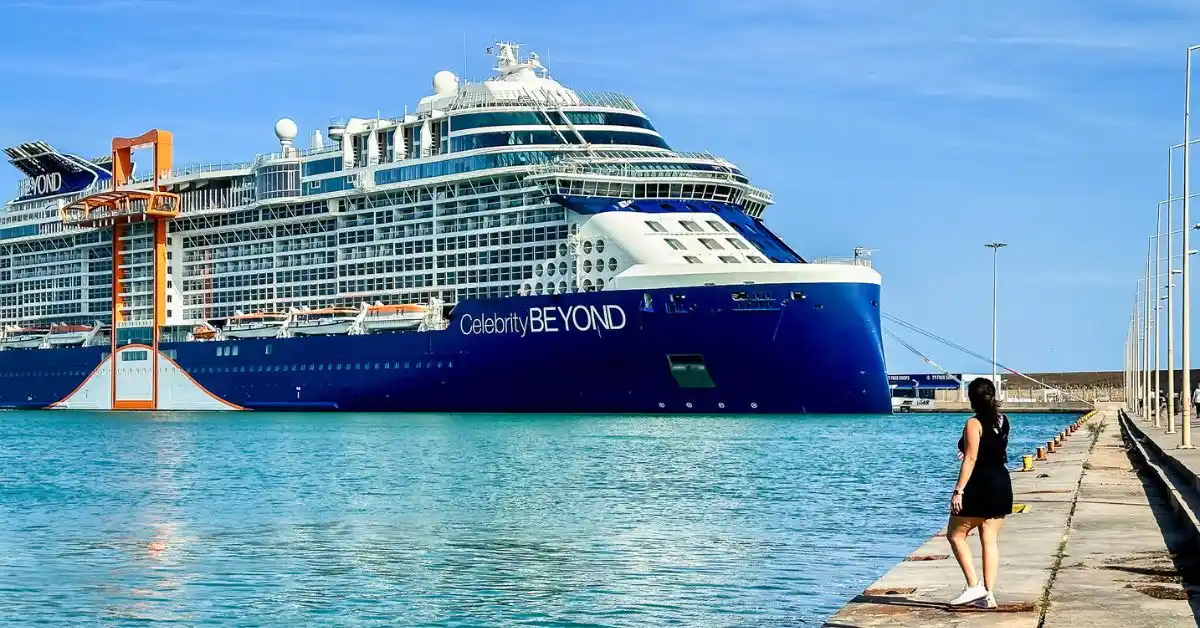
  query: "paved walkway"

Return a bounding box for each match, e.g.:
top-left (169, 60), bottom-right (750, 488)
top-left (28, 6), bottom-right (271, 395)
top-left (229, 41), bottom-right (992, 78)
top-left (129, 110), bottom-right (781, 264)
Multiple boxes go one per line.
top-left (824, 410), bottom-right (1200, 627)
top-left (1131, 411), bottom-right (1200, 496)
top-left (1044, 415), bottom-right (1198, 627)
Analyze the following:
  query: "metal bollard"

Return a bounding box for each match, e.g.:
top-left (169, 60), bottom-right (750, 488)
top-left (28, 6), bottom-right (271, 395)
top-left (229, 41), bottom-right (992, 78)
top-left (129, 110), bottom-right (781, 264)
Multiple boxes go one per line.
top-left (1036, 446), bottom-right (1046, 460)
top-left (1047, 440), bottom-right (1056, 453)
top-left (1022, 454), bottom-right (1033, 471)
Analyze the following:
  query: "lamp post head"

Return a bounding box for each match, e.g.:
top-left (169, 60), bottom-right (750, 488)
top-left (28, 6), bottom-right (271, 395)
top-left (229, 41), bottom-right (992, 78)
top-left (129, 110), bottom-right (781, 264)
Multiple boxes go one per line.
top-left (985, 242), bottom-right (1008, 250)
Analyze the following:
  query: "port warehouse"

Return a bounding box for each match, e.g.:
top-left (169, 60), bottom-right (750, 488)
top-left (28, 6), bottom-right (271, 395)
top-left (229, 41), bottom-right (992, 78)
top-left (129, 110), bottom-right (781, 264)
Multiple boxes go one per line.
top-left (889, 371), bottom-right (1132, 403)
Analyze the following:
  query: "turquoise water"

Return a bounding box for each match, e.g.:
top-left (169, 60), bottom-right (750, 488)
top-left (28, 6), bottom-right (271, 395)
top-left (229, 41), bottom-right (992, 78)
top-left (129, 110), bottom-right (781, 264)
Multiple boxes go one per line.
top-left (0, 411), bottom-right (1075, 626)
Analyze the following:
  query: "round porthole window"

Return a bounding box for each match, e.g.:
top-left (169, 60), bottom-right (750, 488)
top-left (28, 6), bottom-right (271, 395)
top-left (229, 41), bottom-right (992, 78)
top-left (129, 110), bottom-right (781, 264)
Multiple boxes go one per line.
top-left (546, 264), bottom-right (556, 276)
top-left (582, 240), bottom-right (593, 254)
top-left (534, 282), bottom-right (543, 294)
top-left (582, 279), bottom-right (593, 291)
top-left (558, 281), bottom-right (567, 293)
top-left (534, 264), bottom-right (544, 277)
top-left (583, 260), bottom-right (593, 273)
top-left (608, 258), bottom-right (618, 272)
top-left (596, 239), bottom-right (606, 253)
top-left (558, 262), bottom-right (568, 275)
top-left (596, 278), bottom-right (605, 291)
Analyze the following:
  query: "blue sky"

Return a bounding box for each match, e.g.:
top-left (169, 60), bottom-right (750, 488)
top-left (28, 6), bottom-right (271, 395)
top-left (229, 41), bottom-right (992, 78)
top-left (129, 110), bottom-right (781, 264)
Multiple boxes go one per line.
top-left (0, 0), bottom-right (1196, 374)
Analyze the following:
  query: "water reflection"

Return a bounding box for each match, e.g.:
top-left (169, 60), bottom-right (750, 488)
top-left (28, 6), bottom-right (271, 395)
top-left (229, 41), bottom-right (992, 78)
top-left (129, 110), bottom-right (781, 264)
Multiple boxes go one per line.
top-left (0, 411), bottom-right (1074, 625)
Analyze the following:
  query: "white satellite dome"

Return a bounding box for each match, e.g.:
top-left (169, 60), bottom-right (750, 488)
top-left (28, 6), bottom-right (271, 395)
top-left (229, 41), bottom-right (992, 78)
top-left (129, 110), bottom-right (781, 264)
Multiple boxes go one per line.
top-left (433, 70), bottom-right (459, 95)
top-left (274, 118), bottom-right (299, 142)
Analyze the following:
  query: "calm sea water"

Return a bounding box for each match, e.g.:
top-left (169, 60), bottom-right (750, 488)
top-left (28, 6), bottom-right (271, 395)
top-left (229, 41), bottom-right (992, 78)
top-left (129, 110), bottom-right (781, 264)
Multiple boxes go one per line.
top-left (0, 411), bottom-right (1074, 626)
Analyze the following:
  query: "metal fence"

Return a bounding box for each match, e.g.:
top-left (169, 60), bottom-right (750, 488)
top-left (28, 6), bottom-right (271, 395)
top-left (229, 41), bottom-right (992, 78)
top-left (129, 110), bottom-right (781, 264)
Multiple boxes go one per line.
top-left (1004, 386), bottom-right (1126, 403)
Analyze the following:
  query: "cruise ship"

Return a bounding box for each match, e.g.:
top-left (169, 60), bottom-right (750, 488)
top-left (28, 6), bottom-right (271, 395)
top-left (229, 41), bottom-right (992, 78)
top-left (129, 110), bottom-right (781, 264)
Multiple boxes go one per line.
top-left (0, 43), bottom-right (889, 414)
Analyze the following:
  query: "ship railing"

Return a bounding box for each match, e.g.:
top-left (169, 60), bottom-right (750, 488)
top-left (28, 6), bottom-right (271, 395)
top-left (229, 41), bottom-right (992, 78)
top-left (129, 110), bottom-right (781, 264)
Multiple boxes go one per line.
top-left (256, 144), bottom-right (343, 163)
top-left (743, 183), bottom-right (775, 204)
top-left (127, 161), bottom-right (253, 184)
top-left (444, 89), bottom-right (641, 114)
top-left (670, 150), bottom-right (736, 167)
top-left (810, 256), bottom-right (874, 269)
top-left (527, 161), bottom-right (745, 183)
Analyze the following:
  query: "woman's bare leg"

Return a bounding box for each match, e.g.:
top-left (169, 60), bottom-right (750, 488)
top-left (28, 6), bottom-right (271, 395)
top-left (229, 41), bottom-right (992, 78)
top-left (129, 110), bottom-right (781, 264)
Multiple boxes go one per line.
top-left (979, 517), bottom-right (1004, 592)
top-left (947, 516), bottom-right (981, 587)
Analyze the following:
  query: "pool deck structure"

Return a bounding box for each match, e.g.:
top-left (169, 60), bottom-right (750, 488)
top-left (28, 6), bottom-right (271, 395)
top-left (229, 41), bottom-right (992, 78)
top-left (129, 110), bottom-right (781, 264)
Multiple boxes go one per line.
top-left (824, 407), bottom-right (1200, 627)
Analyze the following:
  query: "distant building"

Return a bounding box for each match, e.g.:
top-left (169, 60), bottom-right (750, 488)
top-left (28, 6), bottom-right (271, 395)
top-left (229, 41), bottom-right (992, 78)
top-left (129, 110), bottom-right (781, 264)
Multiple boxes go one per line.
top-left (888, 373), bottom-right (993, 403)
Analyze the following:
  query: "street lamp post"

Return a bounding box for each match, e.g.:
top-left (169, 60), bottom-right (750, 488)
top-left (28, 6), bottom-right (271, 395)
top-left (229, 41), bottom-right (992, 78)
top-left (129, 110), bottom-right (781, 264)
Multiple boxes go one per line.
top-left (1127, 317), bottom-right (1134, 408)
top-left (1183, 44), bottom-right (1199, 448)
top-left (1167, 140), bottom-right (1200, 432)
top-left (1146, 243), bottom-right (1154, 419)
top-left (1155, 207), bottom-right (1163, 427)
top-left (985, 242), bottom-right (1007, 393)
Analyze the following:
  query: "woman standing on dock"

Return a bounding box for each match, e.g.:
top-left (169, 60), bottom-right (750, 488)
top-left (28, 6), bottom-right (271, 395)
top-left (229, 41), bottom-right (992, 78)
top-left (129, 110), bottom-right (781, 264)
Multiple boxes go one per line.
top-left (945, 377), bottom-right (1012, 609)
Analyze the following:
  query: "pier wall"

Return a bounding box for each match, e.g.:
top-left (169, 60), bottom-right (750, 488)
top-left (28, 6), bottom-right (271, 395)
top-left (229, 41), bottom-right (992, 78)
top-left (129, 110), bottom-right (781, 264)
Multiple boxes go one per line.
top-left (825, 409), bottom-right (1200, 627)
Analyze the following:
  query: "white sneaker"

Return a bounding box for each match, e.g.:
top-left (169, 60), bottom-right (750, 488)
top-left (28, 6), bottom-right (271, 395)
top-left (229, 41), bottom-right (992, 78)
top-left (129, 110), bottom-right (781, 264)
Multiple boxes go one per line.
top-left (948, 584), bottom-right (987, 606)
top-left (974, 591), bottom-right (998, 609)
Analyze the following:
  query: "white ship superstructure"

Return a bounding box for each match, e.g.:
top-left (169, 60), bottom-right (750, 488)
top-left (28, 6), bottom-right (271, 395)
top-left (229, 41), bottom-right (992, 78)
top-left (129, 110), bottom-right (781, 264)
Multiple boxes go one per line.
top-left (0, 42), bottom-right (789, 338)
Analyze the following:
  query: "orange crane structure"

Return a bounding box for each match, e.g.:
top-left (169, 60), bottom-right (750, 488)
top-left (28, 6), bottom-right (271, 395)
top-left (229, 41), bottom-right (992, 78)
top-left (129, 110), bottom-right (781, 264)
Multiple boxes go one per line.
top-left (59, 130), bottom-right (179, 409)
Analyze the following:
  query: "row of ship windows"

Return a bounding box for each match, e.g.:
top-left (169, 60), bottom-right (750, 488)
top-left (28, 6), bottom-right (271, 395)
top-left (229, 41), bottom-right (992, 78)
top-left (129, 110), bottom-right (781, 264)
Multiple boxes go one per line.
top-left (178, 238), bottom-right (556, 278)
top-left (185, 276), bottom-right (445, 305)
top-left (529, 280), bottom-right (604, 295)
top-left (0, 360), bottom-right (456, 378)
top-left (436, 245), bottom-right (559, 269)
top-left (172, 201), bottom-right (332, 233)
top-left (441, 225), bottom-right (569, 252)
top-left (684, 255), bottom-right (766, 264)
top-left (646, 219), bottom-right (730, 234)
top-left (448, 130), bottom-right (669, 153)
top-left (185, 232), bottom-right (563, 275)
top-left (200, 360), bottom-right (454, 373)
top-left (535, 258), bottom-right (620, 277)
top-left (449, 110), bottom-right (655, 132)
top-left (458, 284), bottom-right (520, 301)
top-left (436, 266), bottom-right (537, 286)
top-left (187, 292), bottom-right (456, 319)
top-left (664, 237), bottom-right (751, 252)
top-left (179, 223), bottom-right (565, 262)
top-left (374, 151), bottom-right (565, 187)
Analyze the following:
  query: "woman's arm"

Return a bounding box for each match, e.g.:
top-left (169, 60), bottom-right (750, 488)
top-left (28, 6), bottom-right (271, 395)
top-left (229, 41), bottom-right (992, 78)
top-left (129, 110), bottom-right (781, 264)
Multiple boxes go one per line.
top-left (951, 418), bottom-right (982, 514)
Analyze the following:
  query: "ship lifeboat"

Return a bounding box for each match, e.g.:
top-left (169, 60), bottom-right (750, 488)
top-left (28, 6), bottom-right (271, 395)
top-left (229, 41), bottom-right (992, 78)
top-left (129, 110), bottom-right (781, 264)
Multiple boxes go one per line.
top-left (191, 326), bottom-right (217, 341)
top-left (46, 324), bottom-right (93, 347)
top-left (224, 312), bottom-right (288, 339)
top-left (289, 307), bottom-right (359, 336)
top-left (1, 325), bottom-right (50, 349)
top-left (361, 303), bottom-right (427, 333)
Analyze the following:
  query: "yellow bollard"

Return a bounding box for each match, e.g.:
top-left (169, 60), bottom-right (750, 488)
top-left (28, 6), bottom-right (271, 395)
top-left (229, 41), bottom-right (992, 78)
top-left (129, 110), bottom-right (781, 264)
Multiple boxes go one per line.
top-left (1022, 454), bottom-right (1033, 471)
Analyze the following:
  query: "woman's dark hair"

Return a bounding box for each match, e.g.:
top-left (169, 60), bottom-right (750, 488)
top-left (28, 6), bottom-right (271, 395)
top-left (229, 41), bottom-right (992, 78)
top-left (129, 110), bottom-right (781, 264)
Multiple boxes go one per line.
top-left (968, 377), bottom-right (1001, 430)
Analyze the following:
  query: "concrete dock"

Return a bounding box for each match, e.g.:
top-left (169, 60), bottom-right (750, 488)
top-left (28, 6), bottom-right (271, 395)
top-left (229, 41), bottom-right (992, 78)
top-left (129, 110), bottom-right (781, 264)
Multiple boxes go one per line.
top-left (824, 409), bottom-right (1200, 627)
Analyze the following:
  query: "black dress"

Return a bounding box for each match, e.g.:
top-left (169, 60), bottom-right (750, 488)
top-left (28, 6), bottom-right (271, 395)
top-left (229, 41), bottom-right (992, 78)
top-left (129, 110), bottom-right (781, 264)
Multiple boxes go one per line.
top-left (956, 414), bottom-right (1013, 519)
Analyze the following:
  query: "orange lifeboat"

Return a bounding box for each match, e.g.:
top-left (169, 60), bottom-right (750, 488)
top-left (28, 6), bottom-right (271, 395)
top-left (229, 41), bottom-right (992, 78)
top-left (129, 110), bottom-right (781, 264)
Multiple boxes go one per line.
top-left (46, 324), bottom-right (94, 347)
top-left (224, 311), bottom-right (288, 339)
top-left (2, 325), bottom-right (50, 349)
top-left (289, 308), bottom-right (359, 336)
top-left (363, 303), bottom-right (427, 333)
top-left (192, 326), bottom-right (217, 340)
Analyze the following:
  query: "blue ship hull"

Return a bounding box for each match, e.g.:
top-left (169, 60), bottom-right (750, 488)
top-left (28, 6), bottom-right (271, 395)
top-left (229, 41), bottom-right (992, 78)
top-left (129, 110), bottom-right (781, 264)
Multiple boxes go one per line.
top-left (0, 282), bottom-right (889, 414)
